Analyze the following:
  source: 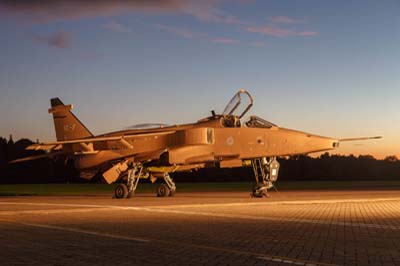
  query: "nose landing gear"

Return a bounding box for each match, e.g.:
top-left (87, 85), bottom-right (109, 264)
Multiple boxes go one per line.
top-left (251, 157), bottom-right (279, 198)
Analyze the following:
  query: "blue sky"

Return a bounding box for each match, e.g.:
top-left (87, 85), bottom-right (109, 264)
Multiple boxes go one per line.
top-left (0, 0), bottom-right (399, 158)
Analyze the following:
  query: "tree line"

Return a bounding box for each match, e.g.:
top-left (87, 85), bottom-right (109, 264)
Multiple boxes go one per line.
top-left (1, 136), bottom-right (399, 183)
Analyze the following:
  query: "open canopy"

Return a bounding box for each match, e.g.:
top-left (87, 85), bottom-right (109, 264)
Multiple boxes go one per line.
top-left (222, 89), bottom-right (254, 119)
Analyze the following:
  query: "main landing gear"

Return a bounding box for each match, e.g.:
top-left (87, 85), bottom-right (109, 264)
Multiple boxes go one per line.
top-left (114, 164), bottom-right (146, 199)
top-left (114, 164), bottom-right (177, 199)
top-left (156, 173), bottom-right (176, 197)
top-left (251, 157), bottom-right (280, 198)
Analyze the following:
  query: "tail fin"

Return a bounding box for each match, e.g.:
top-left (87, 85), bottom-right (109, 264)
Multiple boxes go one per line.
top-left (49, 98), bottom-right (93, 141)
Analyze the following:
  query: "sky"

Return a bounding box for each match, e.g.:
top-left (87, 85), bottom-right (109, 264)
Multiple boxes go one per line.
top-left (0, 0), bottom-right (399, 159)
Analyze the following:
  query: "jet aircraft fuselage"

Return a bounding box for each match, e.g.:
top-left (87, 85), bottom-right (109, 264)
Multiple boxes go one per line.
top-left (17, 90), bottom-right (380, 198)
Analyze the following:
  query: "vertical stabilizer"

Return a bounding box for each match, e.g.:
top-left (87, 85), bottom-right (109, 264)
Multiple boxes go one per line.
top-left (49, 98), bottom-right (93, 141)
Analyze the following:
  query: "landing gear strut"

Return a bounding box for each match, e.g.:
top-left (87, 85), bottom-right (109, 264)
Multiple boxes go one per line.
top-left (156, 172), bottom-right (176, 197)
top-left (114, 164), bottom-right (147, 199)
top-left (251, 157), bottom-right (279, 198)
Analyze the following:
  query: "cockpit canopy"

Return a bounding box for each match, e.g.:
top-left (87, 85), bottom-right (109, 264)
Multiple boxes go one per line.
top-left (245, 115), bottom-right (277, 129)
top-left (222, 89), bottom-right (253, 119)
top-left (201, 89), bottom-right (278, 129)
top-left (216, 89), bottom-right (253, 128)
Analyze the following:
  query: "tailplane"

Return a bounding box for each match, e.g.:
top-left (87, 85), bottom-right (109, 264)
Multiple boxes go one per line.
top-left (49, 98), bottom-right (93, 141)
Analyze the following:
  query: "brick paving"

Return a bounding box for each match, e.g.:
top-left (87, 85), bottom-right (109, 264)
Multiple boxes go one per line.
top-left (1, 190), bottom-right (400, 266)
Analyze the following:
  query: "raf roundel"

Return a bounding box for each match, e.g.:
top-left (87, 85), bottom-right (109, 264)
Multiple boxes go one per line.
top-left (226, 136), bottom-right (234, 146)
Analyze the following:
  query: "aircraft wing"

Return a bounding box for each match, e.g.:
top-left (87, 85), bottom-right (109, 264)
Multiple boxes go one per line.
top-left (26, 143), bottom-right (63, 152)
top-left (26, 131), bottom-right (176, 151)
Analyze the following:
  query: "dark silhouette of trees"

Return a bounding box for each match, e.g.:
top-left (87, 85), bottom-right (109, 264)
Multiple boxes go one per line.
top-left (384, 155), bottom-right (398, 162)
top-left (0, 136), bottom-right (79, 183)
top-left (1, 136), bottom-right (400, 183)
top-left (0, 137), bottom-right (7, 165)
top-left (0, 135), bottom-right (35, 165)
top-left (278, 152), bottom-right (400, 181)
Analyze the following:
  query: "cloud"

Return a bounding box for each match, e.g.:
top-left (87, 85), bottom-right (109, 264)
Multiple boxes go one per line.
top-left (34, 30), bottom-right (72, 48)
top-left (102, 21), bottom-right (131, 32)
top-left (211, 38), bottom-right (240, 44)
top-left (0, 0), bottom-right (188, 22)
top-left (210, 38), bottom-right (267, 47)
top-left (249, 41), bottom-right (266, 47)
top-left (0, 0), bottom-right (247, 25)
top-left (156, 24), bottom-right (206, 39)
top-left (184, 3), bottom-right (249, 25)
top-left (247, 25), bottom-right (318, 37)
top-left (269, 16), bottom-right (304, 24)
top-left (295, 31), bottom-right (318, 36)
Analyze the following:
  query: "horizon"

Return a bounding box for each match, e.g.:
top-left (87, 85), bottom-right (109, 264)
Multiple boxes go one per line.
top-left (0, 1), bottom-right (398, 159)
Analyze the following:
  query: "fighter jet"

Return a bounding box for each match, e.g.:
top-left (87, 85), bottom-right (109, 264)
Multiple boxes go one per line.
top-left (13, 90), bottom-right (381, 198)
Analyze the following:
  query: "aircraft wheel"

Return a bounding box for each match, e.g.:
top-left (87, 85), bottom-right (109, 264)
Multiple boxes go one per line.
top-left (156, 183), bottom-right (170, 197)
top-left (169, 189), bottom-right (176, 197)
top-left (251, 187), bottom-right (263, 198)
top-left (251, 191), bottom-right (263, 198)
top-left (115, 184), bottom-right (128, 199)
top-left (251, 187), bottom-right (270, 198)
top-left (127, 191), bottom-right (134, 199)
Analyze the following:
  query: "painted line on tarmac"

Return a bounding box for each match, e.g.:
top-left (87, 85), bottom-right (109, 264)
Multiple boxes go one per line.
top-left (257, 256), bottom-right (318, 266)
top-left (0, 207), bottom-right (118, 216)
top-left (2, 196), bottom-right (400, 210)
top-left (0, 218), bottom-right (337, 266)
top-left (2, 201), bottom-right (400, 230)
top-left (20, 221), bottom-right (150, 243)
top-left (0, 202), bottom-right (121, 208)
top-left (148, 197), bottom-right (400, 209)
top-left (131, 206), bottom-right (400, 230)
top-left (0, 202), bottom-right (143, 216)
top-left (0, 201), bottom-right (144, 212)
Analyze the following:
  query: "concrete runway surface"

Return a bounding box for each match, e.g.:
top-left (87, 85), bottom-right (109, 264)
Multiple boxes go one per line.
top-left (1, 190), bottom-right (400, 266)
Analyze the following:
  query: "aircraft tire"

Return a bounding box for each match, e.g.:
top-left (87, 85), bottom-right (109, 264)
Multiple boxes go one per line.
top-left (115, 184), bottom-right (129, 199)
top-left (127, 191), bottom-right (134, 198)
top-left (156, 183), bottom-right (170, 197)
top-left (169, 190), bottom-right (176, 197)
top-left (251, 187), bottom-right (263, 198)
top-left (251, 192), bottom-right (263, 198)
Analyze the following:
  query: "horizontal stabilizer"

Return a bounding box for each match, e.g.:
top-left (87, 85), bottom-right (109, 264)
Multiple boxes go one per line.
top-left (339, 136), bottom-right (382, 142)
top-left (9, 151), bottom-right (64, 164)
